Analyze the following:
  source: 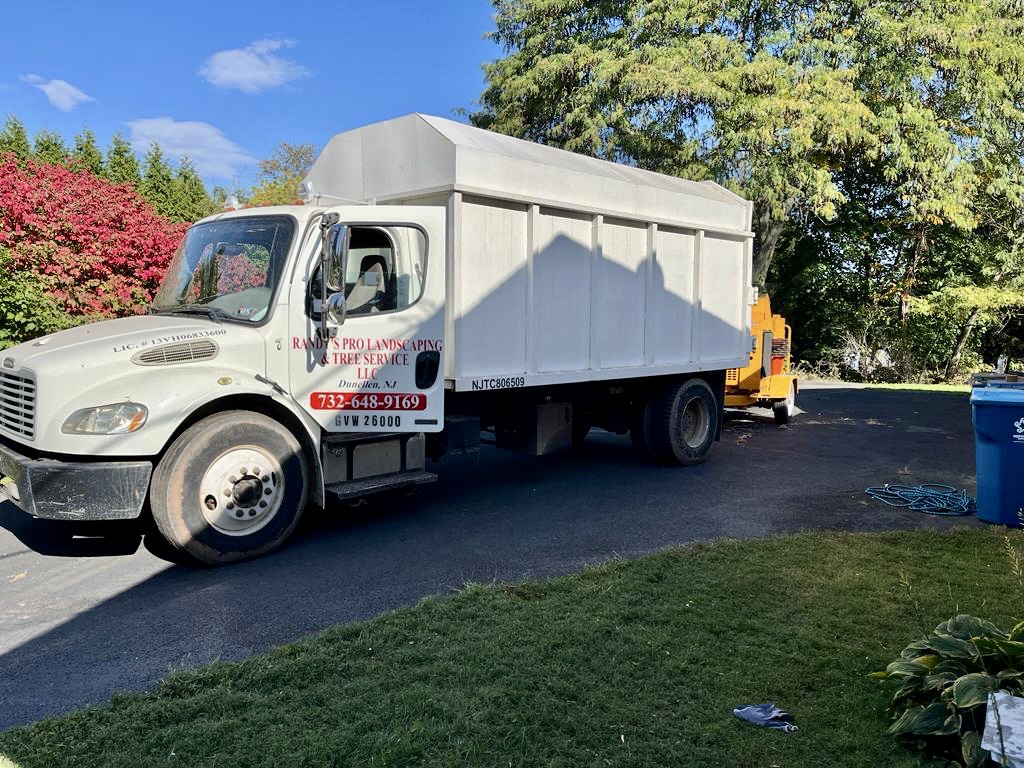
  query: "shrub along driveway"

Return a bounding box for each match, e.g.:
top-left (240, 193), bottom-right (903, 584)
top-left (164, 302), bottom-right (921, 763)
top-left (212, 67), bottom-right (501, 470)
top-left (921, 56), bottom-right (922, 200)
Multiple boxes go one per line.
top-left (0, 385), bottom-right (980, 729)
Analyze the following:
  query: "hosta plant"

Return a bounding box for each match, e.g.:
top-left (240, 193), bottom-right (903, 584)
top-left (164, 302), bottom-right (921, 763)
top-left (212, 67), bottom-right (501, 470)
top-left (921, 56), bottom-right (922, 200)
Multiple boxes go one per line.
top-left (872, 615), bottom-right (1024, 767)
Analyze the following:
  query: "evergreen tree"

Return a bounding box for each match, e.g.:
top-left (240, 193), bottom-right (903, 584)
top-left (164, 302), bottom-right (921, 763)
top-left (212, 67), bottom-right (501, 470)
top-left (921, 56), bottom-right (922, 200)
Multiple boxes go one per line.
top-left (0, 116), bottom-right (31, 159)
top-left (138, 142), bottom-right (175, 218)
top-left (32, 129), bottom-right (69, 166)
top-left (173, 156), bottom-right (215, 222)
top-left (72, 128), bottom-right (104, 176)
top-left (105, 133), bottom-right (140, 187)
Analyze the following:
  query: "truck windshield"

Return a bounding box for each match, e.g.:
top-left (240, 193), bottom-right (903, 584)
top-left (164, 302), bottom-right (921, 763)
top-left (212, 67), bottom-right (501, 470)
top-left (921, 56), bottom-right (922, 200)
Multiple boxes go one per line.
top-left (152, 215), bottom-right (295, 323)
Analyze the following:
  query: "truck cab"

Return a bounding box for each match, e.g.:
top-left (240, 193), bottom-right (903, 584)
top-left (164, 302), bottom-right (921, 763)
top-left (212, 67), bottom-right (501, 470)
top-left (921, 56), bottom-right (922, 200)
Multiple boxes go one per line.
top-left (0, 203), bottom-right (448, 563)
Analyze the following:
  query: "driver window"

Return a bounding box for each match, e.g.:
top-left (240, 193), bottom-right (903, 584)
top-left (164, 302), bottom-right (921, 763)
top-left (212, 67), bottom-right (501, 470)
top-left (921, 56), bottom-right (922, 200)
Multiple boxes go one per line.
top-left (345, 228), bottom-right (396, 315)
top-left (308, 225), bottom-right (425, 318)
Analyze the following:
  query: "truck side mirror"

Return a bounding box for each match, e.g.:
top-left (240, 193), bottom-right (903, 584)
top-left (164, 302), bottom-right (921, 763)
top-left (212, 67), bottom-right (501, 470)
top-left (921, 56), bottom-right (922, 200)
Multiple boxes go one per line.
top-left (326, 291), bottom-right (346, 325)
top-left (324, 223), bottom-right (349, 293)
top-left (318, 217), bottom-right (348, 339)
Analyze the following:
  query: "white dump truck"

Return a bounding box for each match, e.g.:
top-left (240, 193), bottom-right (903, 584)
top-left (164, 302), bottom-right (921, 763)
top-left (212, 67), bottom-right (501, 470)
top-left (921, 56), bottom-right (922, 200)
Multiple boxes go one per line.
top-left (0, 114), bottom-right (754, 563)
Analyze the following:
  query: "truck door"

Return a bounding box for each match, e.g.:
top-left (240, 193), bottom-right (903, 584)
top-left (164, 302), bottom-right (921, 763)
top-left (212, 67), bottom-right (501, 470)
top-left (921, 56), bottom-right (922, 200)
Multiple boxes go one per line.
top-left (288, 207), bottom-right (446, 433)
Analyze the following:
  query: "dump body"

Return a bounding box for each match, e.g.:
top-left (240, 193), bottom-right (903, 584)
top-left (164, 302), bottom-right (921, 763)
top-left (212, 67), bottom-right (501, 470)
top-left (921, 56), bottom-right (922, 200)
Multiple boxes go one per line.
top-left (304, 114), bottom-right (755, 391)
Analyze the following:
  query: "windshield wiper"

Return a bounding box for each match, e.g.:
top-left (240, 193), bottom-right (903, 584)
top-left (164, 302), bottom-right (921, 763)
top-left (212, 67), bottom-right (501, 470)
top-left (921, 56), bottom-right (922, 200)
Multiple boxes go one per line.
top-left (194, 293), bottom-right (229, 304)
top-left (165, 304), bottom-right (227, 323)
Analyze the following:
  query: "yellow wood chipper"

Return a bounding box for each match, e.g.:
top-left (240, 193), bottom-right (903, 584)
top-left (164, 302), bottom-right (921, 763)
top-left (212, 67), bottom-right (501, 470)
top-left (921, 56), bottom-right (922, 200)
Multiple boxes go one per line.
top-left (725, 294), bottom-right (798, 424)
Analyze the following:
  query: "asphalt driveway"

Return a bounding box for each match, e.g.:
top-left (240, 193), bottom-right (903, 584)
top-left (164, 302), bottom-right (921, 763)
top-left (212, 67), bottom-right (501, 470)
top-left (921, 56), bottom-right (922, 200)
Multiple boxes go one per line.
top-left (0, 385), bottom-right (981, 729)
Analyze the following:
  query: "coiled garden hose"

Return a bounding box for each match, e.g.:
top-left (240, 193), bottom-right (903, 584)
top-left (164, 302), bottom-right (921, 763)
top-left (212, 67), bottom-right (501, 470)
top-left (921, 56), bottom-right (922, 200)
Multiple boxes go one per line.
top-left (864, 484), bottom-right (975, 517)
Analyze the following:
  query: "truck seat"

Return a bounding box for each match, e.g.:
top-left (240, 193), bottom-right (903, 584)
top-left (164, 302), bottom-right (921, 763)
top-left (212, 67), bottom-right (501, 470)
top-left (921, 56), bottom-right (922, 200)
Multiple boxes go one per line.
top-left (347, 255), bottom-right (387, 314)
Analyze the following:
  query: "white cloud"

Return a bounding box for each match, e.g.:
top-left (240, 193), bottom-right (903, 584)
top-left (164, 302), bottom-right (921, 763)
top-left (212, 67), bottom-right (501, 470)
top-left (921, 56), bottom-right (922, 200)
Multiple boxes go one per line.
top-left (199, 38), bottom-right (311, 94)
top-left (127, 117), bottom-right (256, 179)
top-left (20, 74), bottom-right (95, 111)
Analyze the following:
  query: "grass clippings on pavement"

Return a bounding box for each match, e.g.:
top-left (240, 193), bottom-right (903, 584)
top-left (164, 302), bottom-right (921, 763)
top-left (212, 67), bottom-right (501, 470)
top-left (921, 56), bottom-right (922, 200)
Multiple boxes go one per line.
top-left (2, 528), bottom-right (1019, 768)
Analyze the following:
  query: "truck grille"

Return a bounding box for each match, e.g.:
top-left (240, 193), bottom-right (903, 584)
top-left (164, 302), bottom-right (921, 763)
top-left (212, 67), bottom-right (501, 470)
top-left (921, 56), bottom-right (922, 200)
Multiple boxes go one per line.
top-left (0, 370), bottom-right (36, 439)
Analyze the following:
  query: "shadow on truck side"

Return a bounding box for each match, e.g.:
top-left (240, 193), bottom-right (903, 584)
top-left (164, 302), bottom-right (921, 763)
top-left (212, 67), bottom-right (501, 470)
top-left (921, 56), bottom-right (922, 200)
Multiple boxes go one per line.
top-left (434, 228), bottom-right (746, 464)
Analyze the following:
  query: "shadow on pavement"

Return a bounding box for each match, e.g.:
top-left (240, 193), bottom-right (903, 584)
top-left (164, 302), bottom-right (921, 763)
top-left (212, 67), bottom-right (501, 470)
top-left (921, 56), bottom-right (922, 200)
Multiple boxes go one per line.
top-left (0, 507), bottom-right (145, 558)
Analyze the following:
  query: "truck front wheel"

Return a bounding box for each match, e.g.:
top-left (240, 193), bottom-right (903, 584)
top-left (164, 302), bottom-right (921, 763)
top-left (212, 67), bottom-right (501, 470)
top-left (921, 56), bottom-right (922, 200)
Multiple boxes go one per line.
top-left (643, 378), bottom-right (718, 466)
top-left (150, 411), bottom-right (308, 565)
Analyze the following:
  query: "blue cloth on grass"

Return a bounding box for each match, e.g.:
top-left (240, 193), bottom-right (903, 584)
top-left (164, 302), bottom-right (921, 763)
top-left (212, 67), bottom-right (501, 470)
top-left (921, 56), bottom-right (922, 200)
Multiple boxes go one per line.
top-left (733, 703), bottom-right (798, 732)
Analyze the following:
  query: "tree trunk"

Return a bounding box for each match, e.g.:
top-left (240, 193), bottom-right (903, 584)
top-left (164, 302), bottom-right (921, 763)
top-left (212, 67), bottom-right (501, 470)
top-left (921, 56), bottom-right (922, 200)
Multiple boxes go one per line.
top-left (895, 228), bottom-right (930, 380)
top-left (752, 208), bottom-right (787, 289)
top-left (899, 228), bottom-right (929, 322)
top-left (942, 306), bottom-right (981, 382)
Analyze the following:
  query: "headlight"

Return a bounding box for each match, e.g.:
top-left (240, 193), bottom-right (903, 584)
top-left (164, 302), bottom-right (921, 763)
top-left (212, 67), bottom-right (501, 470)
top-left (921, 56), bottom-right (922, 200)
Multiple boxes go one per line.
top-left (61, 403), bottom-right (148, 435)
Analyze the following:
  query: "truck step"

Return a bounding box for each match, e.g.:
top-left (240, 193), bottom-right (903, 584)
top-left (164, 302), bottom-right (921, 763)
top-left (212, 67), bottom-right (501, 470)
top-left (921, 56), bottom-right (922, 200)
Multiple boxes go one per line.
top-left (325, 471), bottom-right (438, 501)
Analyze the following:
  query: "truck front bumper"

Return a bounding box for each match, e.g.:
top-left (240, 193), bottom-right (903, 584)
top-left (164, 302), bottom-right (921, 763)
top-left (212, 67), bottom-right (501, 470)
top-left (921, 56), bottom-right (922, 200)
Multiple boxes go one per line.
top-left (0, 439), bottom-right (152, 521)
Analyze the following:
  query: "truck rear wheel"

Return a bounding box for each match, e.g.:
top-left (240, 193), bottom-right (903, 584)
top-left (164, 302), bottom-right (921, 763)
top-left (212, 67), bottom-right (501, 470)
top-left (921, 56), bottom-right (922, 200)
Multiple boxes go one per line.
top-left (150, 411), bottom-right (308, 565)
top-left (644, 378), bottom-right (718, 466)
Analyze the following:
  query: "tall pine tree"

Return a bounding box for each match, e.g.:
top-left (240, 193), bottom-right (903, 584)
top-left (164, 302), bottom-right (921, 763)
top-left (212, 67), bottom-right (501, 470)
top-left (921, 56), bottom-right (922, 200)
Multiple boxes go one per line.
top-left (138, 142), bottom-right (175, 219)
top-left (173, 156), bottom-right (214, 222)
top-left (72, 129), bottom-right (104, 176)
top-left (0, 116), bottom-right (31, 159)
top-left (105, 133), bottom-right (140, 187)
top-left (32, 129), bottom-right (69, 166)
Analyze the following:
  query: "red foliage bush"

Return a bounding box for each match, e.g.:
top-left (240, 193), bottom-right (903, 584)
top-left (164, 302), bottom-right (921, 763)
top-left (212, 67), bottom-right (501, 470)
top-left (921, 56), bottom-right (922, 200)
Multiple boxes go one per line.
top-left (183, 253), bottom-right (270, 303)
top-left (0, 155), bottom-right (187, 318)
top-left (218, 251), bottom-right (270, 293)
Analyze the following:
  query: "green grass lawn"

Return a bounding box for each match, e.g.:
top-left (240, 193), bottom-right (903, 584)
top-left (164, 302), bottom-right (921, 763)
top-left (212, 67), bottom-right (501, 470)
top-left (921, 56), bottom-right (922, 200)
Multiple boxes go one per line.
top-left (3, 528), bottom-right (1021, 768)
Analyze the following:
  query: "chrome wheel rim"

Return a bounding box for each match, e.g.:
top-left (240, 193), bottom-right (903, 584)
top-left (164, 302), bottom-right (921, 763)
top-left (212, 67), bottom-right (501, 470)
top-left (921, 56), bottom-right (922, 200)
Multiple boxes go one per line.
top-left (198, 446), bottom-right (284, 536)
top-left (681, 398), bottom-right (711, 449)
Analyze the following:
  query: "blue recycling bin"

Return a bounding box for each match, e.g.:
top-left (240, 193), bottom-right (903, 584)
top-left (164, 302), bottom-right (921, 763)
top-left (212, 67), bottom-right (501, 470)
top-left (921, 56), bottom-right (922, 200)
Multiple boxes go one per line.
top-left (971, 383), bottom-right (1024, 526)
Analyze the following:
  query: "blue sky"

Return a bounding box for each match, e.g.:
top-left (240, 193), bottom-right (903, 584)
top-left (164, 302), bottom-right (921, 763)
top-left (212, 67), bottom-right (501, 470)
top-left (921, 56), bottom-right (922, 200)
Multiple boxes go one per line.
top-left (0, 0), bottom-right (500, 186)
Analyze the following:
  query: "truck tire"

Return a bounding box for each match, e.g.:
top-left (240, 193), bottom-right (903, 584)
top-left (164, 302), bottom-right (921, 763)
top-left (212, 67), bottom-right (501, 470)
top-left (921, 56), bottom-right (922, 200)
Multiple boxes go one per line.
top-left (645, 378), bottom-right (718, 466)
top-left (773, 384), bottom-right (796, 425)
top-left (150, 411), bottom-right (308, 565)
